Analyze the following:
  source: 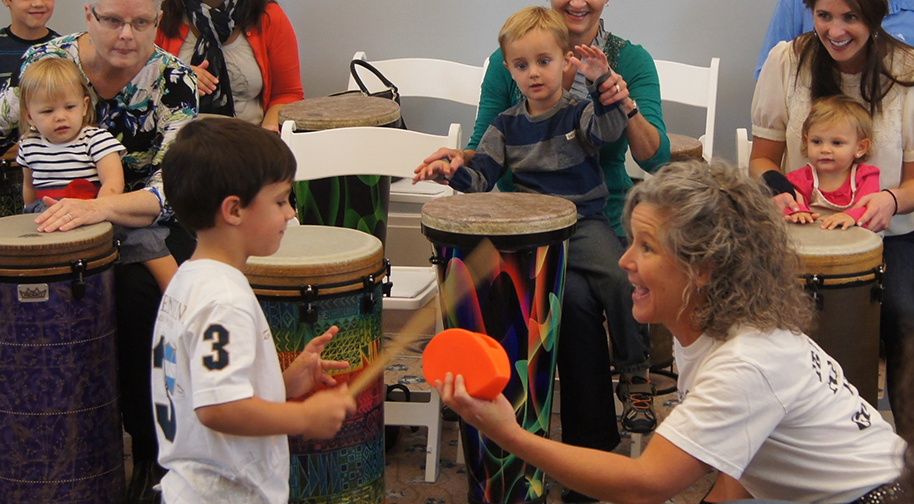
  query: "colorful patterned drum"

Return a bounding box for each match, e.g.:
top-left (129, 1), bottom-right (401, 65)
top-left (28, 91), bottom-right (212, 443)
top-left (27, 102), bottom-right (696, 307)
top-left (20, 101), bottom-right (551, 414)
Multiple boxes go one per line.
top-left (421, 193), bottom-right (576, 504)
top-left (788, 224), bottom-right (884, 405)
top-left (0, 214), bottom-right (122, 503)
top-left (0, 146), bottom-right (23, 217)
top-left (244, 225), bottom-right (388, 504)
top-left (279, 95), bottom-right (400, 248)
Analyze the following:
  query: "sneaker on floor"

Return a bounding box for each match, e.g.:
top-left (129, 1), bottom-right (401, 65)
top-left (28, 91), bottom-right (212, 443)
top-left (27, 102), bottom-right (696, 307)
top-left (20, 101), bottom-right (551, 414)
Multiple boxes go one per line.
top-left (125, 460), bottom-right (165, 504)
top-left (617, 376), bottom-right (657, 434)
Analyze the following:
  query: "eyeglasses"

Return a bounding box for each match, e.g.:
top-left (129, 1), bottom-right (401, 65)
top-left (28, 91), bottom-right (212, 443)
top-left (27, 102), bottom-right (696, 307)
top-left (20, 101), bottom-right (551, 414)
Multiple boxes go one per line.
top-left (91, 6), bottom-right (158, 33)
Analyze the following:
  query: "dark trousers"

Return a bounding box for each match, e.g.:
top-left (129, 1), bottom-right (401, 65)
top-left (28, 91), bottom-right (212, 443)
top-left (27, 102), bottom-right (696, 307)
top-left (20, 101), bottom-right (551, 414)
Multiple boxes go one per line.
top-left (116, 221), bottom-right (195, 462)
top-left (557, 217), bottom-right (650, 451)
top-left (881, 231), bottom-right (914, 436)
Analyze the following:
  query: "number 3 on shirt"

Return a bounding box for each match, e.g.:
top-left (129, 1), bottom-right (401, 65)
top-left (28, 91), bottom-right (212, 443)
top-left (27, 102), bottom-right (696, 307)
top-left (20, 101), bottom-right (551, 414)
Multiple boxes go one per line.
top-left (203, 324), bottom-right (230, 370)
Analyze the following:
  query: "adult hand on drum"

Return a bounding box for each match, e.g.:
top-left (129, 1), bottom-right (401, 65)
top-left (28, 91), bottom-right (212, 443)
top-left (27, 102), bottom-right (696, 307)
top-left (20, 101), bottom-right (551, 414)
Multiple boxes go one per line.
top-left (283, 326), bottom-right (350, 399)
top-left (35, 196), bottom-right (111, 233)
top-left (855, 190), bottom-right (896, 232)
top-left (191, 60), bottom-right (218, 96)
top-left (435, 372), bottom-right (520, 447)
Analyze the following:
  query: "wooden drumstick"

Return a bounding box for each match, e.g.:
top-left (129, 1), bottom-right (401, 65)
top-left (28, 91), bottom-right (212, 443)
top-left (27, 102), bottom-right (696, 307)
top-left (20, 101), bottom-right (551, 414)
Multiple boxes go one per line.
top-left (347, 237), bottom-right (497, 397)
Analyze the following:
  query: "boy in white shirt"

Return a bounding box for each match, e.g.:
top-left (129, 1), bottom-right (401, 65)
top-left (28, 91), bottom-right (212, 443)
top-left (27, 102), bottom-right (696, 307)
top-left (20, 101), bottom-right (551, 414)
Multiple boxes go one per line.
top-left (151, 117), bottom-right (357, 504)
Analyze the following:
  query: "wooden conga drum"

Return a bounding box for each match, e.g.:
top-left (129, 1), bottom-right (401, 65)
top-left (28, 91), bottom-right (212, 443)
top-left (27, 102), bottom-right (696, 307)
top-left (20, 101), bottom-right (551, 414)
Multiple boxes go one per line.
top-left (421, 193), bottom-right (576, 504)
top-left (279, 95), bottom-right (400, 248)
top-left (788, 225), bottom-right (883, 404)
top-left (0, 214), bottom-right (122, 503)
top-left (0, 145), bottom-right (22, 217)
top-left (245, 225), bottom-right (387, 504)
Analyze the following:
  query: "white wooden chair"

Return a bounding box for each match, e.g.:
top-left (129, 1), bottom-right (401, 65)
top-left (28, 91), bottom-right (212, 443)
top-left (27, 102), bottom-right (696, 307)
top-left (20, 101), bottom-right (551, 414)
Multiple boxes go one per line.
top-left (736, 127), bottom-right (752, 176)
top-left (626, 57), bottom-right (720, 180)
top-left (345, 51), bottom-right (487, 268)
top-left (281, 120), bottom-right (462, 482)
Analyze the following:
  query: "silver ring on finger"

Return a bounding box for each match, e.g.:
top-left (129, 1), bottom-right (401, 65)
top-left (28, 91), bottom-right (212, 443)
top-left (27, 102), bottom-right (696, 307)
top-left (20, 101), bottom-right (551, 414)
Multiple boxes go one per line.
top-left (615, 84), bottom-right (621, 93)
top-left (66, 213), bottom-right (73, 221)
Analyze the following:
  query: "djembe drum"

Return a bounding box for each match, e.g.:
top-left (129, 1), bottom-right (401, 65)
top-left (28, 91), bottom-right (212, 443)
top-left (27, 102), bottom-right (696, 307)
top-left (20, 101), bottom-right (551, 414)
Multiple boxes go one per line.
top-left (244, 225), bottom-right (388, 504)
top-left (278, 95), bottom-right (400, 248)
top-left (421, 193), bottom-right (576, 504)
top-left (788, 224), bottom-right (883, 405)
top-left (0, 214), bottom-right (122, 503)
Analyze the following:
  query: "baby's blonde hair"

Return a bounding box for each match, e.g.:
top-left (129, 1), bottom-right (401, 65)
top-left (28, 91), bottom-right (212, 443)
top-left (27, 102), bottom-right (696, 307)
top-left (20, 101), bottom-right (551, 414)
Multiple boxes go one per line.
top-left (18, 58), bottom-right (95, 139)
top-left (498, 6), bottom-right (571, 61)
top-left (801, 95), bottom-right (874, 162)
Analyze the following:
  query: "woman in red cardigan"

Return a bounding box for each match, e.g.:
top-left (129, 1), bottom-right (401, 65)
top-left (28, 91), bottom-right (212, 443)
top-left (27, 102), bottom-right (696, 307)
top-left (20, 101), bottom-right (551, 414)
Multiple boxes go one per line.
top-left (156, 0), bottom-right (303, 132)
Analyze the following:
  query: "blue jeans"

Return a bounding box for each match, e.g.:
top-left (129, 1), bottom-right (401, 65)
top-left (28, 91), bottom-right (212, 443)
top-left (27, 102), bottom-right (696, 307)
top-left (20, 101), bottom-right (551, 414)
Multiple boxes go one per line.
top-left (557, 216), bottom-right (651, 451)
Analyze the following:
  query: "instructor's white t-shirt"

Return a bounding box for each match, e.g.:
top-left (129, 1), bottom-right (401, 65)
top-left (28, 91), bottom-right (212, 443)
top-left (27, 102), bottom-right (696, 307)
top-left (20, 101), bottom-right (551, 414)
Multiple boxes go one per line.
top-left (656, 326), bottom-right (904, 504)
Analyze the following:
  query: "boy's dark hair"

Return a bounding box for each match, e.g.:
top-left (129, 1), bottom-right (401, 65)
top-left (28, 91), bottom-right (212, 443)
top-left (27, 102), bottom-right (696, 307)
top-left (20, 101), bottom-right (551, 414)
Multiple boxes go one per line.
top-left (162, 117), bottom-right (296, 233)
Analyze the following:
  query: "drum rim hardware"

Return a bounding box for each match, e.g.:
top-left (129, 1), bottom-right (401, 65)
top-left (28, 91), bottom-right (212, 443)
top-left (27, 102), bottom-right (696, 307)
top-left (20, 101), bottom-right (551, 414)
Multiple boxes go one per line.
top-left (801, 263), bottom-right (885, 310)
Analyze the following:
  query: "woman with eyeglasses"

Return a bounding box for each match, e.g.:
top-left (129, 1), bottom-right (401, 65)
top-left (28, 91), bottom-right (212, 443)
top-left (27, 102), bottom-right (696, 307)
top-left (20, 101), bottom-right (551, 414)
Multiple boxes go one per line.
top-left (155, 0), bottom-right (303, 132)
top-left (0, 1), bottom-right (197, 501)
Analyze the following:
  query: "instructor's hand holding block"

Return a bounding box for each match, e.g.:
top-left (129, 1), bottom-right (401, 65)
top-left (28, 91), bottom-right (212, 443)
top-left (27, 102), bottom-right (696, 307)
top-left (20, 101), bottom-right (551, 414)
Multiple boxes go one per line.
top-left (422, 329), bottom-right (510, 400)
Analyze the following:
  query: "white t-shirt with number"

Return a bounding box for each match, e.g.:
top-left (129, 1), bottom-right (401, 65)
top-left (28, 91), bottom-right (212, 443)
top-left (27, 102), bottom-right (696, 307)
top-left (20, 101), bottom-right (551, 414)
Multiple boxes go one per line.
top-left (151, 259), bottom-right (289, 504)
top-left (656, 326), bottom-right (904, 504)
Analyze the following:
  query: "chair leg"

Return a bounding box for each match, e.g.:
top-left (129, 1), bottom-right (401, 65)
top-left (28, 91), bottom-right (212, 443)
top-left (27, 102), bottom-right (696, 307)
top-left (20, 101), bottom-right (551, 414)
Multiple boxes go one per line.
top-left (425, 391), bottom-right (442, 482)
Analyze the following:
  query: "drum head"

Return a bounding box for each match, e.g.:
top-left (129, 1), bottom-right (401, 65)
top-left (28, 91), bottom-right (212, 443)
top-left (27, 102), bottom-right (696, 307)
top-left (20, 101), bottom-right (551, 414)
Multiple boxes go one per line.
top-left (788, 224), bottom-right (883, 277)
top-left (244, 225), bottom-right (384, 294)
top-left (278, 95), bottom-right (401, 131)
top-left (0, 214), bottom-right (114, 269)
top-left (421, 193), bottom-right (577, 249)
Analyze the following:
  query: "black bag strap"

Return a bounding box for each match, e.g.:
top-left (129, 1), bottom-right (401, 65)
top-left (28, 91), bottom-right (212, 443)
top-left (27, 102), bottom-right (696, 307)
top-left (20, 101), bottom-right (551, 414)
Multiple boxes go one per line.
top-left (350, 59), bottom-right (400, 100)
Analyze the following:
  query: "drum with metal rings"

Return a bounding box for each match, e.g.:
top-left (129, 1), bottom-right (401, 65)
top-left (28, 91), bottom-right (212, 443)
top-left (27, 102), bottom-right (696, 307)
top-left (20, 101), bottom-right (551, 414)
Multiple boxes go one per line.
top-left (279, 95), bottom-right (400, 248)
top-left (244, 225), bottom-right (388, 504)
top-left (421, 193), bottom-right (576, 504)
top-left (0, 214), bottom-right (122, 503)
top-left (788, 224), bottom-right (883, 405)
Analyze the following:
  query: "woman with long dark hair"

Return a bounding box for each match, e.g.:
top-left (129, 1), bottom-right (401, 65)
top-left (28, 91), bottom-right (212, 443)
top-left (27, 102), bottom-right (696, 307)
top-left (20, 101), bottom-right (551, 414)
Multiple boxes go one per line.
top-left (751, 0), bottom-right (914, 435)
top-left (156, 0), bottom-right (303, 131)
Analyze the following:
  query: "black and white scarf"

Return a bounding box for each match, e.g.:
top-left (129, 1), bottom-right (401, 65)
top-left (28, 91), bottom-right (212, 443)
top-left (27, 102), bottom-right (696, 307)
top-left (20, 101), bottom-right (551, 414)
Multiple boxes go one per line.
top-left (186, 0), bottom-right (246, 116)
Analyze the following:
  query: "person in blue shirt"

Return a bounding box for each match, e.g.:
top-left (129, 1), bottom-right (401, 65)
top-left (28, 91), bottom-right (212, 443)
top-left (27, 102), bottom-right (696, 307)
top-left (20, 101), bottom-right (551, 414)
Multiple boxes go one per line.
top-left (755, 0), bottom-right (914, 78)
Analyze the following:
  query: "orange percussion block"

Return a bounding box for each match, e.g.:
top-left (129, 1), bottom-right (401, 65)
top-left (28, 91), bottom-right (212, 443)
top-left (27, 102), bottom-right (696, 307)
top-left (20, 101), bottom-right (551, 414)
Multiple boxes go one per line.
top-left (423, 328), bottom-right (511, 400)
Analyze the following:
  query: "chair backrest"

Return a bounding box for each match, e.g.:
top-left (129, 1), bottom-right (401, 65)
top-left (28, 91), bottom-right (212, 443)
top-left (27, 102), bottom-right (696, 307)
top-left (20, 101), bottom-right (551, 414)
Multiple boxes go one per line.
top-left (735, 127), bottom-right (752, 176)
top-left (347, 51), bottom-right (485, 107)
top-left (281, 121), bottom-right (462, 181)
top-left (654, 57), bottom-right (720, 159)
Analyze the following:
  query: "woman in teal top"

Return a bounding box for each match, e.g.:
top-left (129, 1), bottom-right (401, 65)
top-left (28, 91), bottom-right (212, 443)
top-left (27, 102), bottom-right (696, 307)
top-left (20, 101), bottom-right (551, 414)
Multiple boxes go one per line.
top-left (421, 2), bottom-right (669, 502)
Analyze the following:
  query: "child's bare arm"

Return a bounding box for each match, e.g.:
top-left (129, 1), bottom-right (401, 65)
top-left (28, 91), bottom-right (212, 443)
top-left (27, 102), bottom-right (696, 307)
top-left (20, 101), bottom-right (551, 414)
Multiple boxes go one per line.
top-left (95, 152), bottom-right (125, 198)
top-left (196, 387), bottom-right (356, 439)
top-left (570, 45), bottom-right (610, 83)
top-left (22, 167), bottom-right (36, 205)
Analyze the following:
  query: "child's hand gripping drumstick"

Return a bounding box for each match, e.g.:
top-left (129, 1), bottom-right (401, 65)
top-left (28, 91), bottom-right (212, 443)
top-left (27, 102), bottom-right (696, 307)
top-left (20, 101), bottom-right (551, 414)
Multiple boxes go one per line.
top-left (347, 238), bottom-right (498, 397)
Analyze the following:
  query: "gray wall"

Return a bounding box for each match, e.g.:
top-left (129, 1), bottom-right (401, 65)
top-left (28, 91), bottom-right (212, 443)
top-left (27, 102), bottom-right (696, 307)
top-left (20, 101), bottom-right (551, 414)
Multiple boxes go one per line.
top-left (2, 0), bottom-right (778, 161)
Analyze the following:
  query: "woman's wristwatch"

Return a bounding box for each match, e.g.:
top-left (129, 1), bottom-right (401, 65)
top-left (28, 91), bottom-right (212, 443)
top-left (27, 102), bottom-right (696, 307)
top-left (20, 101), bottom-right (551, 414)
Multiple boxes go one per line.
top-left (626, 98), bottom-right (639, 118)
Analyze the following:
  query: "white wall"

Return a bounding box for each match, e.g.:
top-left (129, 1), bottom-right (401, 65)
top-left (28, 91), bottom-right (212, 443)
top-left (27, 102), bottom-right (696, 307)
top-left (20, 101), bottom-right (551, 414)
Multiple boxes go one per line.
top-left (3, 0), bottom-right (779, 161)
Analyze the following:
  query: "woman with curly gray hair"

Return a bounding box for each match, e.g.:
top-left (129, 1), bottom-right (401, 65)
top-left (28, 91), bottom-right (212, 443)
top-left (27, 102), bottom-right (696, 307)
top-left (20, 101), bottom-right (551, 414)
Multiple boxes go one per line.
top-left (436, 160), bottom-right (905, 504)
